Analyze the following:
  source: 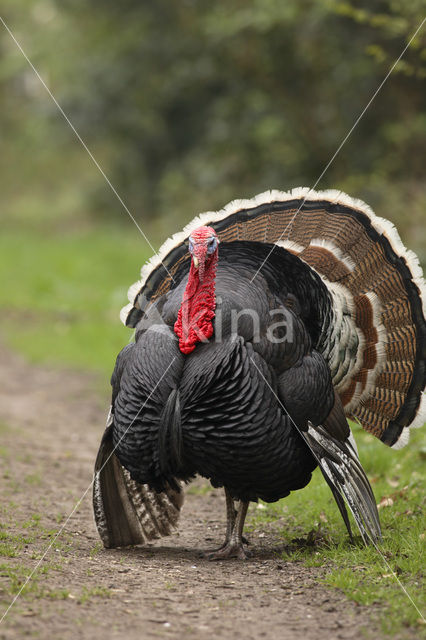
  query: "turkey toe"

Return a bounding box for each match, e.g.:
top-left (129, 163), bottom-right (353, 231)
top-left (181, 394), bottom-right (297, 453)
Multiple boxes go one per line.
top-left (207, 543), bottom-right (250, 561)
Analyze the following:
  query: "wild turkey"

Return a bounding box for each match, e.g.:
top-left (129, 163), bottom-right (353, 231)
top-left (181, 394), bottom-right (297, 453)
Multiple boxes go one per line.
top-left (93, 188), bottom-right (425, 558)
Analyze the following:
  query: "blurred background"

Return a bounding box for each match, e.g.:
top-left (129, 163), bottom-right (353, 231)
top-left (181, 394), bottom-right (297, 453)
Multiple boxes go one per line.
top-left (1, 0), bottom-right (425, 377)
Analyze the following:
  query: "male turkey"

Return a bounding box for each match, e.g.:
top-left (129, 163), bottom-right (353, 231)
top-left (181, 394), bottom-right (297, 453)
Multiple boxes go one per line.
top-left (93, 188), bottom-right (425, 559)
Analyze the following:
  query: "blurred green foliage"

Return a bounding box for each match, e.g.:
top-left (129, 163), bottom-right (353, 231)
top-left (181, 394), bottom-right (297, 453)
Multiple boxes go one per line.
top-left (0, 1), bottom-right (425, 377)
top-left (1, 0), bottom-right (425, 261)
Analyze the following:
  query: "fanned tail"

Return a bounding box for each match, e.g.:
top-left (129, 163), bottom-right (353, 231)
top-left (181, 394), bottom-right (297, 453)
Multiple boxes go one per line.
top-left (93, 424), bottom-right (184, 548)
top-left (121, 188), bottom-right (425, 450)
top-left (305, 424), bottom-right (381, 544)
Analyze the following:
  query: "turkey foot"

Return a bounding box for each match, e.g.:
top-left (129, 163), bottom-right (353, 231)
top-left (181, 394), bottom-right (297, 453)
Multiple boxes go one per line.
top-left (201, 535), bottom-right (249, 558)
top-left (207, 541), bottom-right (249, 561)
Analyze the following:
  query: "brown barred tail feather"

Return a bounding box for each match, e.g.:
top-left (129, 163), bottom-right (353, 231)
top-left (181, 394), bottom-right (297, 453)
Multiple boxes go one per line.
top-left (93, 424), bottom-right (183, 548)
top-left (121, 188), bottom-right (425, 449)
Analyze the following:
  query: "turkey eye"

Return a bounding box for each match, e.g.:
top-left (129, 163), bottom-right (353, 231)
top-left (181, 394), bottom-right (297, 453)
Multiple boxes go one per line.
top-left (188, 238), bottom-right (194, 253)
top-left (207, 237), bottom-right (217, 253)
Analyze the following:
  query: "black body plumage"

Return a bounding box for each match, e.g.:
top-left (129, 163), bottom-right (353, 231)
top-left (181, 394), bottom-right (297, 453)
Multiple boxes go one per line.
top-left (112, 242), bottom-right (333, 503)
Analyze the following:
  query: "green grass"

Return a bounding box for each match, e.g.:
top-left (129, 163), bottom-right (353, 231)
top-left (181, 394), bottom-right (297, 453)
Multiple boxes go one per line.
top-left (77, 586), bottom-right (111, 604)
top-left (249, 425), bottom-right (426, 636)
top-left (0, 561), bottom-right (107, 604)
top-left (0, 228), bottom-right (152, 377)
top-left (186, 483), bottom-right (214, 496)
top-left (0, 504), bottom-right (78, 607)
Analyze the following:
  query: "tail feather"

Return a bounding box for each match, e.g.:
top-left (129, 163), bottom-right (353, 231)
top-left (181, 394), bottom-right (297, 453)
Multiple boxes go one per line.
top-left (306, 423), bottom-right (382, 545)
top-left (93, 424), bottom-right (183, 548)
top-left (316, 463), bottom-right (355, 542)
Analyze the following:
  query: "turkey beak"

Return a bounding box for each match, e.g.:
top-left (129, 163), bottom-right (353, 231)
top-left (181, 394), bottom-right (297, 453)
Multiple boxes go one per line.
top-left (192, 247), bottom-right (207, 283)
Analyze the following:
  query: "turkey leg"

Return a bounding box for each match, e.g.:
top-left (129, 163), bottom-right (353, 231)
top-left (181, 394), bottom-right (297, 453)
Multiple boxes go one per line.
top-left (207, 497), bottom-right (249, 560)
top-left (224, 488), bottom-right (238, 545)
top-left (202, 488), bottom-right (236, 556)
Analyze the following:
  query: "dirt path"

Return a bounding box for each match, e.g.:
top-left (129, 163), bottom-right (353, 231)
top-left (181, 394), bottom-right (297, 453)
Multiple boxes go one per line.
top-left (0, 345), bottom-right (384, 639)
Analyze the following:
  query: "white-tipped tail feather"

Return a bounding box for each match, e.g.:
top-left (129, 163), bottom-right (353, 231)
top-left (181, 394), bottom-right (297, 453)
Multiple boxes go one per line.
top-left (306, 423), bottom-right (382, 545)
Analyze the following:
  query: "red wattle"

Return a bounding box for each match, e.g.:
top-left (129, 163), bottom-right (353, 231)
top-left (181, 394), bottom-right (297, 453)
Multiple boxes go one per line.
top-left (174, 251), bottom-right (217, 354)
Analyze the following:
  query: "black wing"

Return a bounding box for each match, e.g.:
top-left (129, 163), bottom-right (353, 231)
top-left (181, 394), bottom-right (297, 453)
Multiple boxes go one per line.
top-left (93, 339), bottom-right (184, 548)
top-left (277, 347), bottom-right (381, 544)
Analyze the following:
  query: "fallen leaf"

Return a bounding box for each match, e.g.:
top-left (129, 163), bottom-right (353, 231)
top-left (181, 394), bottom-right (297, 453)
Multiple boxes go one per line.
top-left (386, 477), bottom-right (399, 488)
top-left (378, 497), bottom-right (394, 509)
